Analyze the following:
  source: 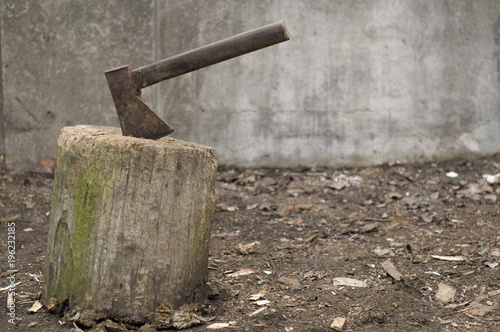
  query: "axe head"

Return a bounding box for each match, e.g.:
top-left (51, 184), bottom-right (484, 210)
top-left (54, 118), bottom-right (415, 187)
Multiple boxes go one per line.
top-left (105, 65), bottom-right (174, 139)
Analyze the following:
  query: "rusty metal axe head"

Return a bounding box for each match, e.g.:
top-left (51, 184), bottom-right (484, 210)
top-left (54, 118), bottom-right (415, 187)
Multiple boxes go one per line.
top-left (105, 65), bottom-right (174, 140)
top-left (105, 21), bottom-right (290, 140)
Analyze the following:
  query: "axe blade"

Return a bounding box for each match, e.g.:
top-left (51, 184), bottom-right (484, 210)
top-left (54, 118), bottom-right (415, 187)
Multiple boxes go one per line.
top-left (105, 65), bottom-right (174, 139)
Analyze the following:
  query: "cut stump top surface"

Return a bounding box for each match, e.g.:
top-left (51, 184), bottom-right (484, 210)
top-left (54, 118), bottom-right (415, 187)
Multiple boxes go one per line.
top-left (60, 125), bottom-right (215, 155)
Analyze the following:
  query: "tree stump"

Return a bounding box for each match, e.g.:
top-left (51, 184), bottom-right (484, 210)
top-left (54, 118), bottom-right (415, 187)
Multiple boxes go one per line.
top-left (43, 125), bottom-right (218, 322)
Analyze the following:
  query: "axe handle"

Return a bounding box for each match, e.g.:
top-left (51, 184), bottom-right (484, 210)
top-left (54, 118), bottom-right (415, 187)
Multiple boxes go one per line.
top-left (130, 21), bottom-right (289, 89)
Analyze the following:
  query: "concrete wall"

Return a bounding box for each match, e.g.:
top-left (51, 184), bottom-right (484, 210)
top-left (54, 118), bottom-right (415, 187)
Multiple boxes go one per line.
top-left (1, 0), bottom-right (499, 171)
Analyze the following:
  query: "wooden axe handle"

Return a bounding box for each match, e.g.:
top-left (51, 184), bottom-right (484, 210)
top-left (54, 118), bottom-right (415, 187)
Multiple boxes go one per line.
top-left (130, 21), bottom-right (289, 90)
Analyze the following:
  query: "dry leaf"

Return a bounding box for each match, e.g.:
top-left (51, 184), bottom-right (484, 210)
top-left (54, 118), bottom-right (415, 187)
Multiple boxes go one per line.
top-left (235, 243), bottom-right (248, 255)
top-left (273, 206), bottom-right (293, 218)
top-left (235, 242), bottom-right (258, 255)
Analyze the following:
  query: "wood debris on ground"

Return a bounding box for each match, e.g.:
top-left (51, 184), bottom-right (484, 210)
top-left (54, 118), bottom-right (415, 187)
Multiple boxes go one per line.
top-left (381, 259), bottom-right (404, 282)
top-left (3, 156), bottom-right (500, 330)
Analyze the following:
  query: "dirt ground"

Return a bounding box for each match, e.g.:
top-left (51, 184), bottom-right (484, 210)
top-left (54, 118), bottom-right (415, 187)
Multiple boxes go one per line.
top-left (1, 155), bottom-right (500, 331)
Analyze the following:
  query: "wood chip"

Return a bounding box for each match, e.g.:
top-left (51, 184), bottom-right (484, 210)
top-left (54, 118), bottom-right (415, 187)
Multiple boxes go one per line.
top-left (207, 322), bottom-right (235, 329)
top-left (277, 277), bottom-right (302, 290)
top-left (332, 277), bottom-right (367, 288)
top-left (273, 206), bottom-right (293, 218)
top-left (0, 214), bottom-right (22, 223)
top-left (249, 307), bottom-right (267, 317)
top-left (2, 270), bottom-right (19, 277)
top-left (435, 283), bottom-right (456, 303)
top-left (0, 282), bottom-right (21, 292)
top-left (304, 233), bottom-right (319, 243)
top-left (248, 292), bottom-right (264, 301)
top-left (381, 259), bottom-right (403, 281)
top-left (295, 203), bottom-right (314, 211)
top-left (216, 204), bottom-right (238, 212)
top-left (287, 189), bottom-right (304, 196)
top-left (485, 261), bottom-right (499, 269)
top-left (245, 203), bottom-right (259, 210)
top-left (27, 300), bottom-right (43, 313)
top-left (372, 247), bottom-right (393, 257)
top-left (484, 194), bottom-right (497, 202)
top-left (330, 317), bottom-right (346, 331)
top-left (431, 255), bottom-right (467, 261)
top-left (466, 302), bottom-right (499, 317)
top-left (360, 222), bottom-right (379, 233)
top-left (226, 269), bottom-right (254, 278)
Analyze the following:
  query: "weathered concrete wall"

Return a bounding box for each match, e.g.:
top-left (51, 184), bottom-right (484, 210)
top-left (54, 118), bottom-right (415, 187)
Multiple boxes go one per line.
top-left (0, 2), bottom-right (4, 171)
top-left (0, 1), bottom-right (156, 170)
top-left (1, 0), bottom-right (499, 170)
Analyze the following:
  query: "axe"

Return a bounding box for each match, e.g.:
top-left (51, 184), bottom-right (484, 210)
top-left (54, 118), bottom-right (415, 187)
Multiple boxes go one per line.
top-left (105, 21), bottom-right (289, 140)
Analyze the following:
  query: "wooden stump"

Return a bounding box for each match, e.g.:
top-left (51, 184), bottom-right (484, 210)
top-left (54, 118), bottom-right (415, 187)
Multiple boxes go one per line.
top-left (43, 125), bottom-right (218, 322)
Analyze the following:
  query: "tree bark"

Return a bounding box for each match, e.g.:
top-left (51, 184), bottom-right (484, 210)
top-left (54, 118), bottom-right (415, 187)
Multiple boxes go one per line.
top-left (43, 125), bottom-right (218, 322)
